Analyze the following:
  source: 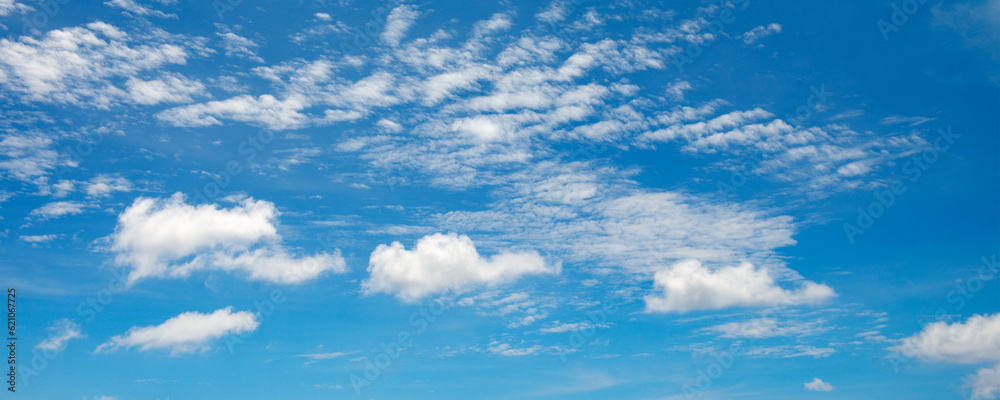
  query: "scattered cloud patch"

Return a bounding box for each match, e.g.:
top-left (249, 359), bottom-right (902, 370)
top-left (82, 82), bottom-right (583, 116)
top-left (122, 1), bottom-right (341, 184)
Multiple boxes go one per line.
top-left (105, 0), bottom-right (176, 18)
top-left (19, 234), bottom-right (57, 243)
top-left (804, 377), bottom-right (835, 391)
top-left (37, 319), bottom-right (84, 352)
top-left (95, 307), bottom-right (258, 355)
top-left (381, 5), bottom-right (419, 46)
top-left (30, 201), bottom-right (91, 220)
top-left (706, 317), bottom-right (828, 338)
top-left (741, 23), bottom-right (782, 44)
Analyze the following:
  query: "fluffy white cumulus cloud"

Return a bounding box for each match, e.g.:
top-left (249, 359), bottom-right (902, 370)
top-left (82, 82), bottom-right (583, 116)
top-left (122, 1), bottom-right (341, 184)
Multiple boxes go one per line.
top-left (894, 314), bottom-right (1000, 364)
top-left (895, 314), bottom-right (1000, 399)
top-left (804, 377), bottom-right (834, 391)
top-left (110, 193), bottom-right (346, 284)
top-left (644, 260), bottom-right (835, 313)
top-left (95, 307), bottom-right (257, 355)
top-left (363, 233), bottom-right (559, 302)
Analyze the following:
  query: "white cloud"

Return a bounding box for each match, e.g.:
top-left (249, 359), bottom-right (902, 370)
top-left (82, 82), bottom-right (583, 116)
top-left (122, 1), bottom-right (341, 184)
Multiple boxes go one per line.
top-left (155, 94), bottom-right (309, 130)
top-left (931, 0), bottom-right (1000, 59)
top-left (0, 134), bottom-right (60, 182)
top-left (95, 307), bottom-right (257, 355)
top-left (217, 31), bottom-right (263, 62)
top-left (639, 101), bottom-right (930, 196)
top-left (376, 119), bottom-right (403, 132)
top-left (125, 74), bottom-right (205, 105)
top-left (295, 351), bottom-right (358, 360)
top-left (363, 233), bottom-right (559, 302)
top-left (381, 5), bottom-right (419, 46)
top-left (536, 0), bottom-right (569, 23)
top-left (0, 0), bottom-right (31, 17)
top-left (539, 321), bottom-right (608, 334)
top-left (894, 314), bottom-right (1000, 399)
top-left (487, 342), bottom-right (544, 356)
top-left (105, 0), bottom-right (176, 18)
top-left (804, 377), bottom-right (834, 391)
top-left (746, 345), bottom-right (835, 358)
top-left (314, 12), bottom-right (331, 21)
top-left (665, 79), bottom-right (693, 101)
top-left (879, 114), bottom-right (935, 127)
top-left (19, 234), bottom-right (56, 243)
top-left (741, 23), bottom-right (783, 44)
top-left (30, 201), bottom-right (91, 219)
top-left (706, 317), bottom-right (827, 338)
top-left (968, 364), bottom-right (1000, 400)
top-left (0, 22), bottom-right (197, 107)
top-left (894, 314), bottom-right (1000, 364)
top-left (85, 174), bottom-right (133, 197)
top-left (644, 260), bottom-right (835, 313)
top-left (36, 319), bottom-right (84, 351)
top-left (110, 193), bottom-right (346, 284)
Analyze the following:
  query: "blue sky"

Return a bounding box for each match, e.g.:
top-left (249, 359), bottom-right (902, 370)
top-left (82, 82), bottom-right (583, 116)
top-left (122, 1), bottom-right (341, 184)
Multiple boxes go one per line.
top-left (0, 0), bottom-right (998, 398)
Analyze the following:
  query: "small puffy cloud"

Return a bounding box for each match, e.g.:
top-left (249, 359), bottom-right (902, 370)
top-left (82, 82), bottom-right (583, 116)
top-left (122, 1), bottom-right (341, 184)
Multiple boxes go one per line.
top-left (85, 174), bottom-right (133, 197)
top-left (381, 5), bottom-right (419, 46)
top-left (741, 23), bottom-right (783, 44)
top-left (95, 307), bottom-right (257, 355)
top-left (36, 319), bottom-right (84, 351)
top-left (110, 193), bottom-right (346, 284)
top-left (894, 314), bottom-right (1000, 364)
top-left (804, 378), bottom-right (834, 392)
top-left (30, 201), bottom-right (91, 220)
top-left (644, 260), bottom-right (835, 313)
top-left (314, 12), bottom-right (331, 21)
top-left (19, 234), bottom-right (57, 243)
top-left (968, 364), bottom-right (1000, 400)
top-left (363, 233), bottom-right (559, 302)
